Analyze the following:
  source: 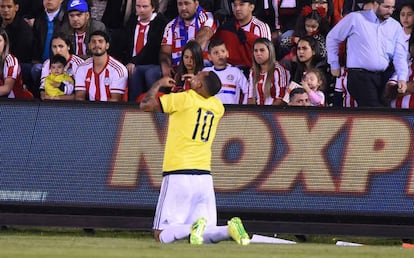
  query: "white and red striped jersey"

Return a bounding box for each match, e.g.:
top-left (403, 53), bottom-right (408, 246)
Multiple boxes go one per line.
top-left (1, 54), bottom-right (23, 98)
top-left (334, 67), bottom-right (358, 107)
top-left (75, 32), bottom-right (87, 56)
top-left (389, 60), bottom-right (414, 108)
top-left (203, 65), bottom-right (249, 104)
top-left (391, 95), bottom-right (414, 108)
top-left (162, 8), bottom-right (216, 65)
top-left (74, 55), bottom-right (128, 101)
top-left (248, 62), bottom-right (290, 105)
top-left (240, 16), bottom-right (272, 40)
top-left (40, 54), bottom-right (84, 91)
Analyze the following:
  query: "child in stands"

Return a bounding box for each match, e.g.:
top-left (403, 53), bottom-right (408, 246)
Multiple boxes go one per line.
top-left (203, 39), bottom-right (248, 104)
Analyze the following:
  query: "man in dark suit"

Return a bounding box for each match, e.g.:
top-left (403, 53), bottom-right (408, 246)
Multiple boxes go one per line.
top-left (122, 0), bottom-right (168, 101)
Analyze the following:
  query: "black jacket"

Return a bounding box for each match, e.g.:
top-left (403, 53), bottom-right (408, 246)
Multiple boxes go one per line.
top-left (1, 15), bottom-right (33, 63)
top-left (32, 9), bottom-right (70, 62)
top-left (122, 13), bottom-right (168, 65)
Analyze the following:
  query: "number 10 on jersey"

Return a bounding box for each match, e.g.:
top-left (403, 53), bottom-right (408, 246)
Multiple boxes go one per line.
top-left (192, 108), bottom-right (215, 142)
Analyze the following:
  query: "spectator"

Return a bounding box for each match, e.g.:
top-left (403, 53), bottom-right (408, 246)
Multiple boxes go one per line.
top-left (0, 0), bottom-right (34, 92)
top-left (308, 0), bottom-right (336, 25)
top-left (31, 0), bottom-right (70, 98)
top-left (385, 29), bottom-right (414, 108)
top-left (203, 38), bottom-right (249, 104)
top-left (213, 0), bottom-right (271, 70)
top-left (398, 2), bottom-right (414, 47)
top-left (277, 0), bottom-right (335, 56)
top-left (161, 0), bottom-right (221, 21)
top-left (75, 30), bottom-right (128, 102)
top-left (39, 32), bottom-right (84, 100)
top-left (159, 0), bottom-right (216, 78)
top-left (66, 0), bottom-right (106, 60)
top-left (247, 37), bottom-right (290, 105)
top-left (124, 0), bottom-right (167, 102)
top-left (300, 68), bottom-right (326, 106)
top-left (344, 0), bottom-right (409, 16)
top-left (280, 5), bottom-right (330, 64)
top-left (44, 54), bottom-right (74, 98)
top-left (140, 71), bottom-right (250, 245)
top-left (288, 87), bottom-right (311, 106)
top-left (283, 67), bottom-right (326, 106)
top-left (171, 40), bottom-right (204, 92)
top-left (327, 0), bottom-right (408, 107)
top-left (0, 28), bottom-right (32, 99)
top-left (292, 35), bottom-right (334, 105)
top-left (331, 0), bottom-right (373, 107)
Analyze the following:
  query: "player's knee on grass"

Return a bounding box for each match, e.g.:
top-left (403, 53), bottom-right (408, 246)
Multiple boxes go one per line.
top-left (154, 229), bottom-right (162, 242)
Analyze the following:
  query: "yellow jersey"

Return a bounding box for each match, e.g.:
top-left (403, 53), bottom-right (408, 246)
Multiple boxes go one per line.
top-left (160, 89), bottom-right (225, 172)
top-left (45, 73), bottom-right (74, 97)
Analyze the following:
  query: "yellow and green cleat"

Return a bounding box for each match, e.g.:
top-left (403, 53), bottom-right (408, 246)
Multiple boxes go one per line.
top-left (228, 217), bottom-right (250, 245)
top-left (190, 217), bottom-right (207, 245)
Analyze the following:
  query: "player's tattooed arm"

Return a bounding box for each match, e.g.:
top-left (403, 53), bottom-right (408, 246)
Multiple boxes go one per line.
top-left (140, 76), bottom-right (176, 112)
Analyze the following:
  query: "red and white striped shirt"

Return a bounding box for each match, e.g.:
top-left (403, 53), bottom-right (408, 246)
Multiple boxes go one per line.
top-left (75, 32), bottom-right (87, 56)
top-left (334, 67), bottom-right (358, 107)
top-left (390, 60), bottom-right (414, 108)
top-left (240, 16), bottom-right (272, 40)
top-left (1, 54), bottom-right (23, 98)
top-left (248, 62), bottom-right (290, 105)
top-left (75, 55), bottom-right (128, 101)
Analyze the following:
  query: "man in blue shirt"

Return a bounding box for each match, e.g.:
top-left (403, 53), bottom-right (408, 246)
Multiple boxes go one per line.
top-left (326, 0), bottom-right (408, 107)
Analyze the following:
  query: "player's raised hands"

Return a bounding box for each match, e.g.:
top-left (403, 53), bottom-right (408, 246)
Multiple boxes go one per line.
top-left (158, 76), bottom-right (176, 88)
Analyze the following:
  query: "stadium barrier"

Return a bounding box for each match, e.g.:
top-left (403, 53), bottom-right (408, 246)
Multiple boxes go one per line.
top-left (1, 100), bottom-right (414, 238)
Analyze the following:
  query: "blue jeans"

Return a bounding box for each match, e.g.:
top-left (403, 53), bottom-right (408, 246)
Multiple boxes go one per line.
top-left (128, 65), bottom-right (161, 102)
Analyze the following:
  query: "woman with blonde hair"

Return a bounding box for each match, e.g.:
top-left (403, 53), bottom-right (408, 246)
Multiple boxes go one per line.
top-left (248, 37), bottom-right (290, 105)
top-left (0, 28), bottom-right (32, 99)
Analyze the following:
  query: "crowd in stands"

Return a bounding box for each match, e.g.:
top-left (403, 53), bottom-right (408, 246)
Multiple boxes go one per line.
top-left (0, 0), bottom-right (413, 108)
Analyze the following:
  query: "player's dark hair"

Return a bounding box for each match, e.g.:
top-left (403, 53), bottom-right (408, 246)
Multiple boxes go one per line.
top-left (208, 38), bottom-right (226, 52)
top-left (203, 71), bottom-right (222, 96)
top-left (50, 54), bottom-right (68, 67)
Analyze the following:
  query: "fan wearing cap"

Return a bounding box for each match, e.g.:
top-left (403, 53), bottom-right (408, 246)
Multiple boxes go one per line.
top-left (66, 0), bottom-right (106, 60)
